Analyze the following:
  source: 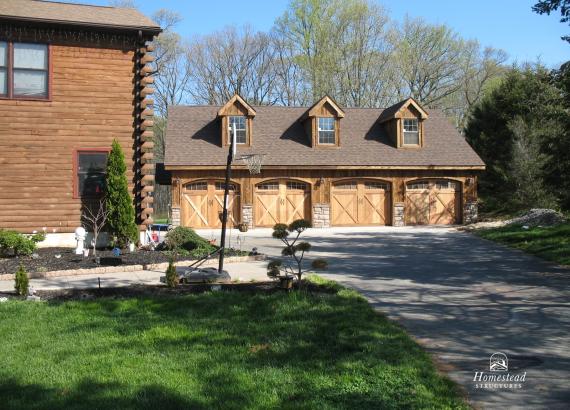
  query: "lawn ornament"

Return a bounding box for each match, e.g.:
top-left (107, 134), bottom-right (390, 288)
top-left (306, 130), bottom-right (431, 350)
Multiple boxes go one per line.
top-left (74, 227), bottom-right (86, 255)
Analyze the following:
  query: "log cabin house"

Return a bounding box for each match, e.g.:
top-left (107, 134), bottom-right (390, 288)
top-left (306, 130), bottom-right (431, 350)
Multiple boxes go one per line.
top-left (0, 0), bottom-right (161, 245)
top-left (165, 95), bottom-right (485, 229)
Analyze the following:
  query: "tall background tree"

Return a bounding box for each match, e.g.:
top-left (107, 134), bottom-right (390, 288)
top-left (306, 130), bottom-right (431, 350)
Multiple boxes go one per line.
top-left (533, 0), bottom-right (570, 42)
top-left (465, 65), bottom-right (568, 213)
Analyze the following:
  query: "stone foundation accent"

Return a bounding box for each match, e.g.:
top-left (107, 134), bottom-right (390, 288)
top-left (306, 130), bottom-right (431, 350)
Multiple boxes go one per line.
top-left (464, 201), bottom-right (478, 224)
top-left (312, 203), bottom-right (330, 228)
top-left (171, 207), bottom-right (181, 227)
top-left (242, 204), bottom-right (253, 228)
top-left (393, 202), bottom-right (405, 227)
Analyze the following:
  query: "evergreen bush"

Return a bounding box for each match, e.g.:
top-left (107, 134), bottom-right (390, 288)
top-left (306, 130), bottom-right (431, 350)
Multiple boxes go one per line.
top-left (162, 227), bottom-right (216, 257)
top-left (165, 258), bottom-right (178, 288)
top-left (105, 140), bottom-right (138, 247)
top-left (14, 264), bottom-right (29, 296)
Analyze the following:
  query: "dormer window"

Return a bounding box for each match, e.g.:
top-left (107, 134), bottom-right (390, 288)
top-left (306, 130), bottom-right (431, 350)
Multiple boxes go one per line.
top-left (378, 98), bottom-right (428, 148)
top-left (302, 96), bottom-right (344, 148)
top-left (217, 94), bottom-right (256, 147)
top-left (403, 118), bottom-right (419, 145)
top-left (229, 116), bottom-right (247, 144)
top-left (318, 117), bottom-right (335, 144)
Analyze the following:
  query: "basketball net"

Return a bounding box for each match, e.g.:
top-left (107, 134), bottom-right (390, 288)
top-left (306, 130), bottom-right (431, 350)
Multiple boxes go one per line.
top-left (240, 154), bottom-right (265, 174)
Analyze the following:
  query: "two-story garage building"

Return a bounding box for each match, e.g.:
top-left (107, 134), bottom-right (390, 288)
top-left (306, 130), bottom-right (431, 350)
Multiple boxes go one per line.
top-left (165, 95), bottom-right (485, 229)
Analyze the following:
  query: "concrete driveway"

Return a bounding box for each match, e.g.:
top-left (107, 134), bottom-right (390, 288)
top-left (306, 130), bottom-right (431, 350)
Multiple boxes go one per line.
top-left (204, 226), bottom-right (570, 409)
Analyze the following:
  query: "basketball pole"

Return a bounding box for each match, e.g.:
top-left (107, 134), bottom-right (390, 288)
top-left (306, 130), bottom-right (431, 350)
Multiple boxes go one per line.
top-left (218, 123), bottom-right (235, 273)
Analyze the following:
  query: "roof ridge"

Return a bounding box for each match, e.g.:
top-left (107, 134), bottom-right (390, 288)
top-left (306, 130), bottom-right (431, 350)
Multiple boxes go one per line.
top-left (30, 0), bottom-right (117, 10)
top-left (172, 104), bottom-right (393, 110)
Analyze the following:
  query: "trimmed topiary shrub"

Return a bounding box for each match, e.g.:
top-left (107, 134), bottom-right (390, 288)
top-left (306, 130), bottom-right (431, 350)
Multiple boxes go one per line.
top-left (268, 219), bottom-right (326, 289)
top-left (105, 139), bottom-right (138, 247)
top-left (165, 258), bottom-right (178, 288)
top-left (0, 230), bottom-right (44, 257)
top-left (14, 264), bottom-right (29, 296)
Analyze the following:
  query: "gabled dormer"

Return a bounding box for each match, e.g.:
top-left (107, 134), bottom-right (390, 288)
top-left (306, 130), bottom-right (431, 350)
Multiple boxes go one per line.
top-left (217, 94), bottom-right (256, 147)
top-left (378, 98), bottom-right (428, 148)
top-left (301, 96), bottom-right (345, 148)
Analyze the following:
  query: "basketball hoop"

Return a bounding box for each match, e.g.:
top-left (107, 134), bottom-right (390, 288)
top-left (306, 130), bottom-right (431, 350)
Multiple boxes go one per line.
top-left (239, 154), bottom-right (265, 174)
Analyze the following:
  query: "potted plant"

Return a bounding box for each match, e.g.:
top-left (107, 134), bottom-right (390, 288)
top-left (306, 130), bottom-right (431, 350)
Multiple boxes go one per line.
top-left (267, 260), bottom-right (294, 289)
top-left (238, 223), bottom-right (248, 232)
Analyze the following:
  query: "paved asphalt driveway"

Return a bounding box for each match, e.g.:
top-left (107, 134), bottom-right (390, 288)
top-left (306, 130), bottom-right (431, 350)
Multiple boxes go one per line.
top-left (206, 226), bottom-right (570, 409)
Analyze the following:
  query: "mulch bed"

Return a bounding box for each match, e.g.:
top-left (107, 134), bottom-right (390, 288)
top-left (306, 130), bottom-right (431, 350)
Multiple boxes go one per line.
top-left (0, 281), bottom-right (336, 301)
top-left (0, 247), bottom-right (246, 275)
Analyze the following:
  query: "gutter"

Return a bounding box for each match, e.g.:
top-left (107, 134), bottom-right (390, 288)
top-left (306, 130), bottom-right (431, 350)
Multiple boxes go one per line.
top-left (0, 15), bottom-right (162, 35)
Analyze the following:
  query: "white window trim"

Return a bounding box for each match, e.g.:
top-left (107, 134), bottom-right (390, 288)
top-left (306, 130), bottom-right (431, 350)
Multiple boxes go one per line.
top-left (228, 115), bottom-right (247, 145)
top-left (402, 118), bottom-right (420, 146)
top-left (317, 117), bottom-right (336, 145)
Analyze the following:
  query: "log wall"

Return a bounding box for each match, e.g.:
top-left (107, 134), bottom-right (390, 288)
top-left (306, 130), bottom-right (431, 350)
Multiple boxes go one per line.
top-left (0, 42), bottom-right (150, 233)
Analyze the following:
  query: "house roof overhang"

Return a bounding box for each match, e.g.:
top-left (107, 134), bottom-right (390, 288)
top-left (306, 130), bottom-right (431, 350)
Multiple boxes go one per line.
top-left (302, 95), bottom-right (345, 120)
top-left (217, 94), bottom-right (257, 117)
top-left (378, 97), bottom-right (429, 123)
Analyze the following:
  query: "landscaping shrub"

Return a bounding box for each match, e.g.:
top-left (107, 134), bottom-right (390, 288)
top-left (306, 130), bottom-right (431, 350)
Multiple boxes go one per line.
top-left (162, 227), bottom-right (216, 257)
top-left (105, 139), bottom-right (138, 247)
top-left (14, 264), bottom-right (29, 296)
top-left (165, 259), bottom-right (178, 288)
top-left (0, 230), bottom-right (44, 257)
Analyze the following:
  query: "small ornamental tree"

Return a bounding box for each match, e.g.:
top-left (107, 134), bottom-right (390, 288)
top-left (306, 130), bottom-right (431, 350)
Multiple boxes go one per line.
top-left (268, 219), bottom-right (327, 288)
top-left (82, 197), bottom-right (110, 257)
top-left (105, 140), bottom-right (138, 247)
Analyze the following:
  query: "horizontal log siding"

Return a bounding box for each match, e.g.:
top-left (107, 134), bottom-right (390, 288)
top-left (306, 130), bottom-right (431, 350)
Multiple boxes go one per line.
top-left (0, 44), bottom-right (136, 233)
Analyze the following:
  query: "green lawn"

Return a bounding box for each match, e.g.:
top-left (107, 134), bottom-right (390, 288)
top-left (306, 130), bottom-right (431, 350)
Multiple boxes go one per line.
top-left (477, 223), bottom-right (570, 265)
top-left (0, 283), bottom-right (466, 410)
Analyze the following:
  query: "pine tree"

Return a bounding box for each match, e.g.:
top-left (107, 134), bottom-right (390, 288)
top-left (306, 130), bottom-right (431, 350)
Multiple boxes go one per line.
top-left (105, 140), bottom-right (138, 247)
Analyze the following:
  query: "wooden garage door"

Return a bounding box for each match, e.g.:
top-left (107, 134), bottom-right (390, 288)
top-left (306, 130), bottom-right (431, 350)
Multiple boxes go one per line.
top-left (181, 180), bottom-right (239, 228)
top-left (254, 180), bottom-right (310, 227)
top-left (331, 180), bottom-right (390, 226)
top-left (405, 180), bottom-right (460, 225)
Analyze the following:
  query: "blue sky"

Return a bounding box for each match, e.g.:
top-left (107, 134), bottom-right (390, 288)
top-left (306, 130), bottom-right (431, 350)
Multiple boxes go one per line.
top-left (71, 0), bottom-right (568, 68)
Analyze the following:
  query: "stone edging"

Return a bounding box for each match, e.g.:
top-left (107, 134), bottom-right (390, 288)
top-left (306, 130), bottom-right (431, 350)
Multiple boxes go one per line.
top-left (0, 255), bottom-right (266, 281)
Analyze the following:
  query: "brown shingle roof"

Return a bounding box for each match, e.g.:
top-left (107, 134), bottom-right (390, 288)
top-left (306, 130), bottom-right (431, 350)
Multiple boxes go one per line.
top-left (165, 105), bottom-right (485, 168)
top-left (0, 0), bottom-right (161, 33)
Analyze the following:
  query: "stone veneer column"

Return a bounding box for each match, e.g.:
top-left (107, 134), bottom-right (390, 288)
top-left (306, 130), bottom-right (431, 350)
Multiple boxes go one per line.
top-left (393, 203), bottom-right (405, 227)
top-left (242, 204), bottom-right (253, 229)
top-left (463, 201), bottom-right (478, 224)
top-left (171, 207), bottom-right (181, 227)
top-left (312, 204), bottom-right (330, 228)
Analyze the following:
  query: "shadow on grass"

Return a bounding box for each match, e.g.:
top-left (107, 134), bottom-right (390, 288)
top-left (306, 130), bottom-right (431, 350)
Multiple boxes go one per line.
top-left (0, 290), bottom-right (466, 410)
top-left (0, 378), bottom-right (204, 410)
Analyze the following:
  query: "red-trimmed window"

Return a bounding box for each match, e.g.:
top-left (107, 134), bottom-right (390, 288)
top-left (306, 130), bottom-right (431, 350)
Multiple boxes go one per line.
top-left (75, 150), bottom-right (109, 198)
top-left (0, 41), bottom-right (50, 100)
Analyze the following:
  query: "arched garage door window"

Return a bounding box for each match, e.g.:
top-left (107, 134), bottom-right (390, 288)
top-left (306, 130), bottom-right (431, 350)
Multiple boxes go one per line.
top-left (405, 179), bottom-right (460, 225)
top-left (254, 179), bottom-right (310, 226)
top-left (331, 179), bottom-right (390, 226)
top-left (181, 180), bottom-right (240, 228)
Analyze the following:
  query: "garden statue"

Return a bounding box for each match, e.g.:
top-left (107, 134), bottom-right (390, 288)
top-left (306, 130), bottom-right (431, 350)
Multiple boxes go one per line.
top-left (74, 226), bottom-right (86, 255)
